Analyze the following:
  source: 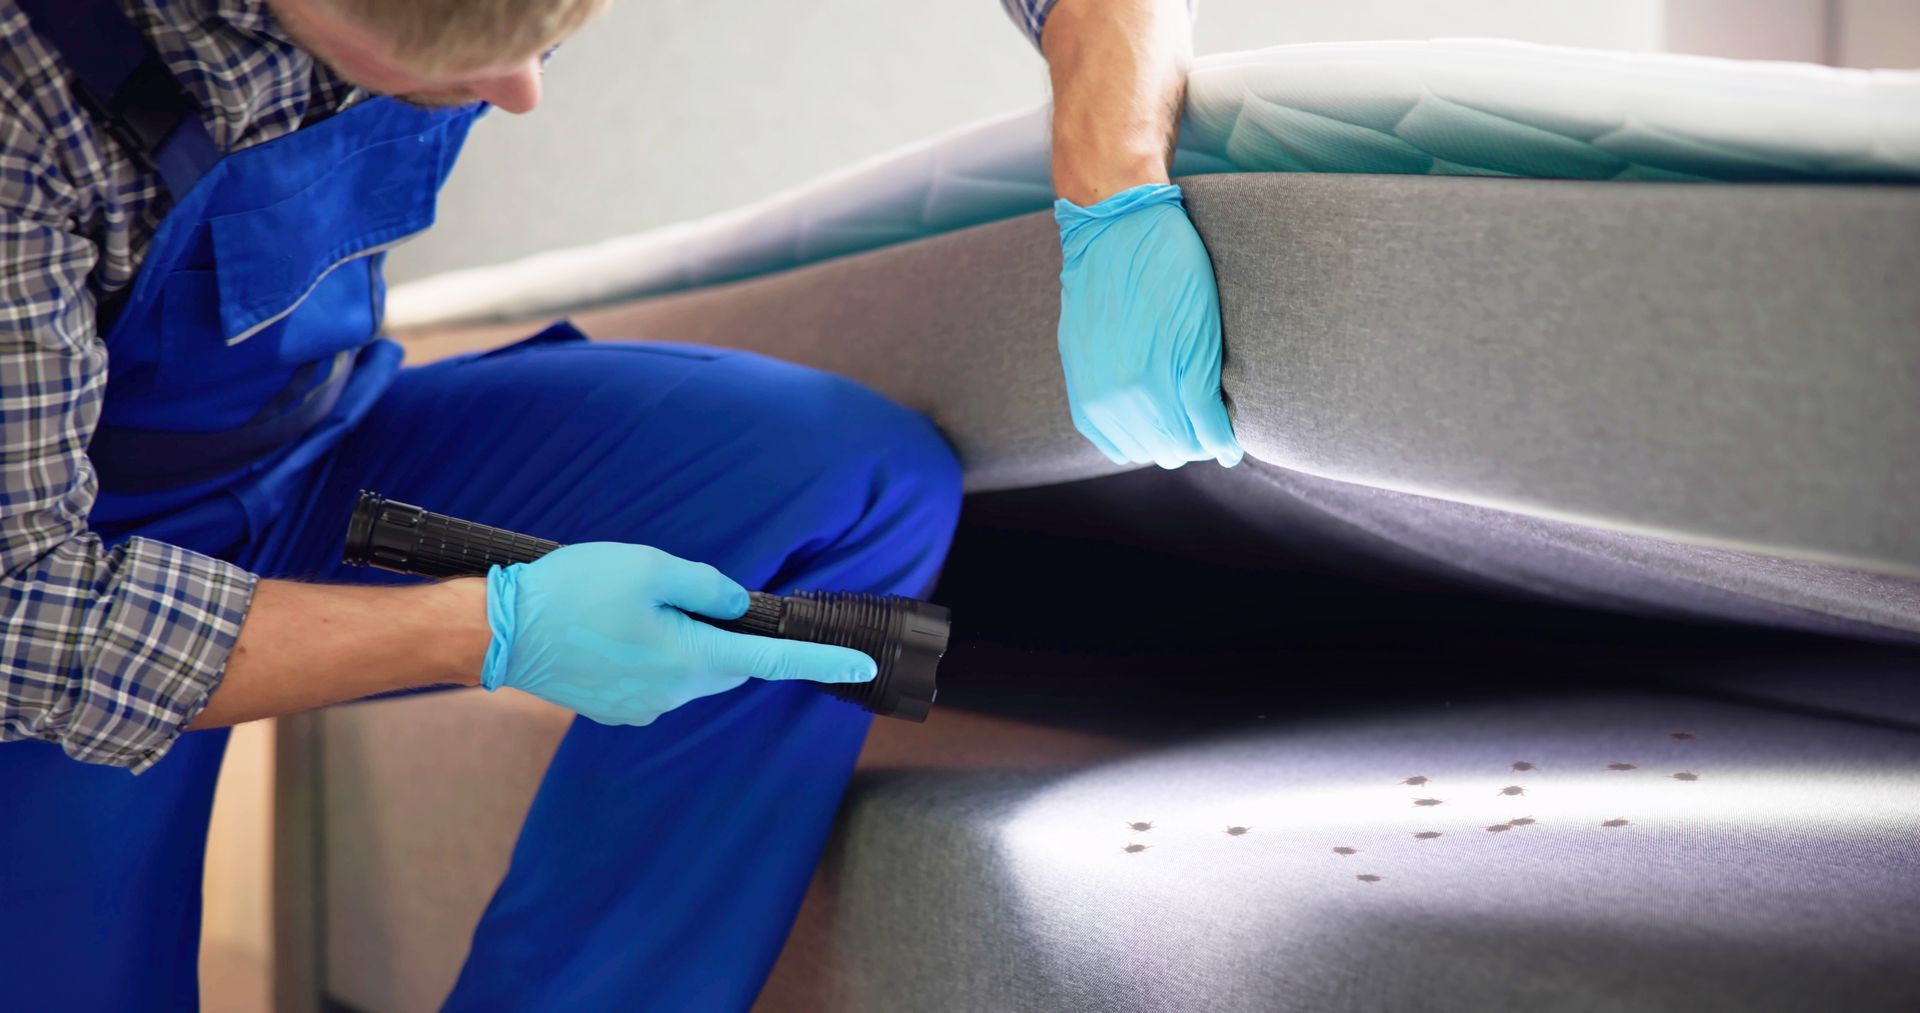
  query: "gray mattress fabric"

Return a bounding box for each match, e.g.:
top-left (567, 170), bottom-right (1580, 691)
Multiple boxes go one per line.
top-left (778, 689), bottom-right (1920, 1012)
top-left (1187, 174), bottom-right (1920, 578)
top-left (1187, 462), bottom-right (1920, 645)
top-left (571, 172), bottom-right (1920, 640)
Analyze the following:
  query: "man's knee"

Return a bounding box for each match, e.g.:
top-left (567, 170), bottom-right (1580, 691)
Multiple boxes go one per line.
top-left (802, 370), bottom-right (963, 518)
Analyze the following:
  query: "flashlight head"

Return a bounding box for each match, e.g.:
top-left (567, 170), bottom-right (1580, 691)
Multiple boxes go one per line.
top-left (779, 591), bottom-right (947, 722)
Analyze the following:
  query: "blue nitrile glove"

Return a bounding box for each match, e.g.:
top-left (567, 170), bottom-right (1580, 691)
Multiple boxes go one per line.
top-left (480, 543), bottom-right (877, 725)
top-left (1055, 183), bottom-right (1242, 469)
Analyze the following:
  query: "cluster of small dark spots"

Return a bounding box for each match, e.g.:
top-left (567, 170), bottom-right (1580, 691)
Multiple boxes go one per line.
top-left (1356, 874), bottom-right (1384, 884)
top-left (1118, 730), bottom-right (1696, 860)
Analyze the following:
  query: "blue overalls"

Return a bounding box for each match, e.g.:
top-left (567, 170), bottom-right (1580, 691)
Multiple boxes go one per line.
top-left (0, 3), bottom-right (961, 1009)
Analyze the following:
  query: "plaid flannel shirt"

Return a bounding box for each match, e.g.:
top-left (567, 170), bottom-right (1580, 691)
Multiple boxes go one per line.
top-left (1002, 0), bottom-right (1063, 47)
top-left (2, 0), bottom-right (1075, 771)
top-left (1003, 0), bottom-right (1197, 49)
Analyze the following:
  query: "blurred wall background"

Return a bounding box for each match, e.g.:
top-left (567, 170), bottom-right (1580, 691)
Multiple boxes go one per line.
top-left (383, 0), bottom-right (1918, 284)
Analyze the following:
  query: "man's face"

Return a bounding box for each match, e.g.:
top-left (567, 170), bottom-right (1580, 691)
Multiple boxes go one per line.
top-left (268, 0), bottom-right (548, 114)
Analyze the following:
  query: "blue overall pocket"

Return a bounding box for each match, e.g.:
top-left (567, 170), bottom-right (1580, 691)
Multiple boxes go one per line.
top-left (209, 127), bottom-right (446, 358)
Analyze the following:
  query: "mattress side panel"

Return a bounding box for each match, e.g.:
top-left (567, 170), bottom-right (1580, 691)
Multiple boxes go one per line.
top-left (1187, 173), bottom-right (1920, 576)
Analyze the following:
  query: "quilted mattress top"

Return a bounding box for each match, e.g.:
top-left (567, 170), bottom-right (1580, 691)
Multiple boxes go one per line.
top-left (388, 38), bottom-right (1920, 328)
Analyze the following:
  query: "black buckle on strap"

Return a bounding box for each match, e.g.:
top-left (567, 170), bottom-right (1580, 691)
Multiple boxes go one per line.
top-left (73, 55), bottom-right (196, 164)
top-left (110, 57), bottom-right (194, 151)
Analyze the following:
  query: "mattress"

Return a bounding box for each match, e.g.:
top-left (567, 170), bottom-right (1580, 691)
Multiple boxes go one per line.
top-left (548, 171), bottom-right (1920, 639)
top-left (301, 647), bottom-right (1920, 1013)
top-left (387, 39), bottom-right (1920, 328)
top-left (289, 464), bottom-right (1920, 1012)
top-left (796, 682), bottom-right (1920, 1012)
top-left (383, 40), bottom-right (1920, 638)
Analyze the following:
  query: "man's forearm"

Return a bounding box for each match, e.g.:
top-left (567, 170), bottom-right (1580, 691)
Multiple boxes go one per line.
top-left (187, 577), bottom-right (490, 729)
top-left (1041, 0), bottom-right (1192, 206)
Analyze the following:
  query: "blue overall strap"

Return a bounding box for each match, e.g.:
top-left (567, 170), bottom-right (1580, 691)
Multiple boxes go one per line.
top-left (87, 349), bottom-right (358, 494)
top-left (16, 0), bottom-right (220, 199)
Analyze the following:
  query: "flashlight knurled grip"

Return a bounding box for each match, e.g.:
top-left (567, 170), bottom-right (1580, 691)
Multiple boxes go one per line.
top-left (342, 491), bottom-right (940, 721)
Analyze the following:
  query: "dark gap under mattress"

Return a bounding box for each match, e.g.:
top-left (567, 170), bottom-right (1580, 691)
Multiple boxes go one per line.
top-left (931, 470), bottom-right (1920, 739)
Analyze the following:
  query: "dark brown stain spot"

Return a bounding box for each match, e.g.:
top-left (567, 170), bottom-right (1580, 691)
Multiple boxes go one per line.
top-left (1123, 843), bottom-right (1150, 854)
top-left (1356, 873), bottom-right (1384, 884)
top-left (1496, 785), bottom-right (1527, 796)
top-left (1225, 826), bottom-right (1252, 836)
top-left (1606, 762), bottom-right (1638, 772)
top-left (1511, 761), bottom-right (1537, 772)
top-left (1506, 817), bottom-right (1537, 827)
top-left (1412, 798), bottom-right (1444, 807)
top-left (1485, 823), bottom-right (1513, 833)
top-left (1601, 818), bottom-right (1631, 828)
top-left (1670, 771), bottom-right (1699, 781)
top-left (1402, 775), bottom-right (1430, 786)
top-left (1126, 821), bottom-right (1154, 831)
top-left (1413, 831), bottom-right (1443, 841)
top-left (1332, 846), bottom-right (1358, 856)
top-left (1670, 731), bottom-right (1696, 741)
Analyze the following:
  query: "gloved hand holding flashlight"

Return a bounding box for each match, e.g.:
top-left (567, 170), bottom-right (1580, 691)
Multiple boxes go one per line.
top-left (481, 543), bottom-right (877, 726)
top-left (1055, 182), bottom-right (1243, 470)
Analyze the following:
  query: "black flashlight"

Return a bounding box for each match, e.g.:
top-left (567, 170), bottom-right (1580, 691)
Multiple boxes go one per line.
top-left (342, 491), bottom-right (947, 721)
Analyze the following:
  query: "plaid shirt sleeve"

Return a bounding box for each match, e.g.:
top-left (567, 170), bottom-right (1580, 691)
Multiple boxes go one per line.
top-left (2, 64), bottom-right (256, 773)
top-left (1000, 0), bottom-right (1062, 47)
top-left (1000, 0), bottom-right (1197, 49)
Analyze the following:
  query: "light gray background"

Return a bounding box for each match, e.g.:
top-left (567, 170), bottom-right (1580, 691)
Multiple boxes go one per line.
top-left (387, 0), bottom-right (1917, 282)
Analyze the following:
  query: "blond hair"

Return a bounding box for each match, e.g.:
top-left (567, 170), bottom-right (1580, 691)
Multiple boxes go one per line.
top-left (313, 0), bottom-right (613, 75)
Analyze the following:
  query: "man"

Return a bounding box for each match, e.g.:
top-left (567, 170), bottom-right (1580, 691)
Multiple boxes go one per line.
top-left (0, 0), bottom-right (1237, 1007)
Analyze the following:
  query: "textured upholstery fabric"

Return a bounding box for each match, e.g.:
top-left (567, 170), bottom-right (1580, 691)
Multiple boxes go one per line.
top-left (1188, 174), bottom-right (1920, 578)
top-left (791, 686), bottom-right (1920, 1012)
top-left (1187, 463), bottom-right (1920, 644)
top-left (304, 697), bottom-right (1136, 1012)
top-left (302, 671), bottom-right (1920, 1013)
top-left (313, 690), bottom-right (571, 1013)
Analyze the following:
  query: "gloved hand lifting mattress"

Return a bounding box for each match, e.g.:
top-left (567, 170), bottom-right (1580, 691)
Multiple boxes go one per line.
top-left (386, 39), bottom-right (1920, 641)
